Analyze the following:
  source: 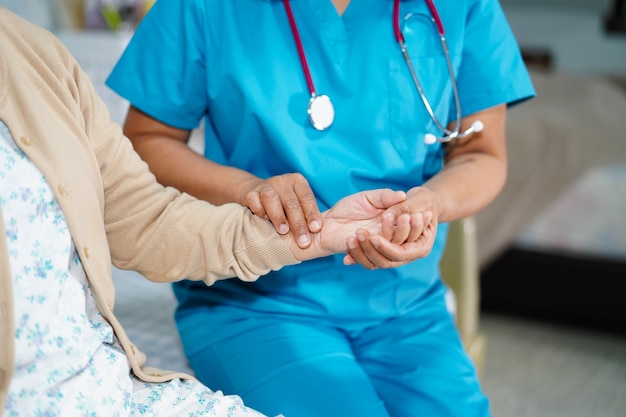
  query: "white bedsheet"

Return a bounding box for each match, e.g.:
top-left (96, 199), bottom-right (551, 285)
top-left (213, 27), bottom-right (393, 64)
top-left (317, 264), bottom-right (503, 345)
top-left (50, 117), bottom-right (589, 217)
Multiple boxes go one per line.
top-left (515, 162), bottom-right (626, 261)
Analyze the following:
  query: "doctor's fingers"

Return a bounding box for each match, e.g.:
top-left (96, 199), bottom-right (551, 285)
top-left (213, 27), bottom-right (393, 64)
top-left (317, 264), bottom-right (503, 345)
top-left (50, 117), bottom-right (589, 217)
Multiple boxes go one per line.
top-left (406, 211), bottom-right (434, 242)
top-left (344, 229), bottom-right (423, 269)
top-left (244, 179), bottom-right (322, 248)
top-left (382, 211), bottom-right (430, 245)
top-left (387, 213), bottom-right (412, 244)
top-left (368, 230), bottom-right (435, 265)
top-left (385, 186), bottom-right (439, 220)
top-left (244, 187), bottom-right (289, 234)
top-left (391, 212), bottom-right (429, 244)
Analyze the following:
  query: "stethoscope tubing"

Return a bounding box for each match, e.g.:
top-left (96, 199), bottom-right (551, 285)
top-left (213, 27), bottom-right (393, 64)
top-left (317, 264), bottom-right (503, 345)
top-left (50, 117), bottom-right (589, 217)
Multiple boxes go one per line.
top-left (394, 0), bottom-right (469, 143)
top-left (283, 0), bottom-right (316, 96)
top-left (284, 0), bottom-right (482, 142)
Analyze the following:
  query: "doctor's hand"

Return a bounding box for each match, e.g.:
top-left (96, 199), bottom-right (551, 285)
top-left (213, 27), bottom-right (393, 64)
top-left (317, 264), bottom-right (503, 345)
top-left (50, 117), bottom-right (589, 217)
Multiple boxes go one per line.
top-left (343, 187), bottom-right (439, 269)
top-left (241, 173), bottom-right (323, 249)
top-left (288, 189), bottom-right (407, 261)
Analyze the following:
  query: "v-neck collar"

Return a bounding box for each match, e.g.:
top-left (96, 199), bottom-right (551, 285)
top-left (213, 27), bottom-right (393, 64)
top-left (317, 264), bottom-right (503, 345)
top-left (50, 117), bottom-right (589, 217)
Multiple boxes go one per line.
top-left (281, 0), bottom-right (393, 64)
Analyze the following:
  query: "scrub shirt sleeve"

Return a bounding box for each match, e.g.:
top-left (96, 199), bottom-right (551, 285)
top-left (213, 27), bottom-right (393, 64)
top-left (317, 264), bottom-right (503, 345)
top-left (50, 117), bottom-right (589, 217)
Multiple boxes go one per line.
top-left (455, 0), bottom-right (535, 117)
top-left (106, 0), bottom-right (212, 130)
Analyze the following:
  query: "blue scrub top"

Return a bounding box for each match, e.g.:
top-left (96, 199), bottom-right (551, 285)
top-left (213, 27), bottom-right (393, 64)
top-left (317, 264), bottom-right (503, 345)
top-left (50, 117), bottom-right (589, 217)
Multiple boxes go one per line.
top-left (107, 0), bottom-right (534, 320)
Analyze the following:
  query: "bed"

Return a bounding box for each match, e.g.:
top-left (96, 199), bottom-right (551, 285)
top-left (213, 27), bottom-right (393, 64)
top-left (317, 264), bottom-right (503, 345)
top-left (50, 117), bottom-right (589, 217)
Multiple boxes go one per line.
top-left (112, 268), bottom-right (193, 374)
top-left (476, 68), bottom-right (626, 331)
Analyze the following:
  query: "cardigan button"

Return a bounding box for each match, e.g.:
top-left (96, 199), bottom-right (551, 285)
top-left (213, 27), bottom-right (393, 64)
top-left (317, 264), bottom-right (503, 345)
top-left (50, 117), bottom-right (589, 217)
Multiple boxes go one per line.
top-left (83, 247), bottom-right (90, 259)
top-left (57, 184), bottom-right (70, 197)
top-left (19, 136), bottom-right (31, 146)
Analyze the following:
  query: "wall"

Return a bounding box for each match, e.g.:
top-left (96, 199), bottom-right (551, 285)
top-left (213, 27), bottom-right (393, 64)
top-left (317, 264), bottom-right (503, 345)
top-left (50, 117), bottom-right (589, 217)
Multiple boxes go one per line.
top-left (3, 2), bottom-right (624, 79)
top-left (500, 1), bottom-right (626, 75)
top-left (500, 0), bottom-right (613, 12)
top-left (0, 0), bottom-right (59, 29)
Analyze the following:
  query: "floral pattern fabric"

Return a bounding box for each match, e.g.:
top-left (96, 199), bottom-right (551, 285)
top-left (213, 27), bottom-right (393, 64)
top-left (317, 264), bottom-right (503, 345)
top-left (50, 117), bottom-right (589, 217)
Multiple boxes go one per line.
top-left (0, 120), bottom-right (270, 417)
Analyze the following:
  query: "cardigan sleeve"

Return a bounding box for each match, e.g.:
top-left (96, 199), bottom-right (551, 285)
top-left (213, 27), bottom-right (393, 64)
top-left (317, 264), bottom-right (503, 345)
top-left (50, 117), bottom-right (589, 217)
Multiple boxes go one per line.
top-left (74, 42), bottom-right (299, 284)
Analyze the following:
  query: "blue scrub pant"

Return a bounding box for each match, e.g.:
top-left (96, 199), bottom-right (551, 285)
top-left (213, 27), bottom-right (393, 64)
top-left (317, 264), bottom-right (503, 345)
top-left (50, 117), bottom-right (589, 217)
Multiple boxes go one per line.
top-left (175, 282), bottom-right (490, 417)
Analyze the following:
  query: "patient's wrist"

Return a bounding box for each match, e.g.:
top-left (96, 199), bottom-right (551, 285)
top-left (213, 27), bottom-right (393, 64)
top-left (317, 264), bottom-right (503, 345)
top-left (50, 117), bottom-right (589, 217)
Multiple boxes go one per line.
top-left (283, 212), bottom-right (334, 261)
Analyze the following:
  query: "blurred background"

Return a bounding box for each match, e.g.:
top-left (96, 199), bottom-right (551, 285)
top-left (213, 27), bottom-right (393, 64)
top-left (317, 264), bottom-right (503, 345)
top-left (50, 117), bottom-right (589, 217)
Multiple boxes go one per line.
top-left (0, 0), bottom-right (154, 31)
top-left (2, 1), bottom-right (625, 416)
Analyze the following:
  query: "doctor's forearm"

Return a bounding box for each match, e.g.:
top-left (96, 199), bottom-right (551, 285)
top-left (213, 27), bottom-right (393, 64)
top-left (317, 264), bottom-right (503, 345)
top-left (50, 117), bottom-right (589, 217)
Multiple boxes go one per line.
top-left (129, 134), bottom-right (260, 206)
top-left (420, 104), bottom-right (508, 223)
top-left (423, 151), bottom-right (507, 223)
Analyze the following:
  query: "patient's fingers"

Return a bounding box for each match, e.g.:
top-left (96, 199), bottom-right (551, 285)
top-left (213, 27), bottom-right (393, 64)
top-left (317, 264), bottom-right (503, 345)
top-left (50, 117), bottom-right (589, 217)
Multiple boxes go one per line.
top-left (344, 234), bottom-right (377, 269)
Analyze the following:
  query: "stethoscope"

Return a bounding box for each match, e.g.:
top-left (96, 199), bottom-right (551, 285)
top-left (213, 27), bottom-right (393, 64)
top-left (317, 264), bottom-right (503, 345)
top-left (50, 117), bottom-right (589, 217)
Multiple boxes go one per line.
top-left (283, 0), bottom-right (484, 144)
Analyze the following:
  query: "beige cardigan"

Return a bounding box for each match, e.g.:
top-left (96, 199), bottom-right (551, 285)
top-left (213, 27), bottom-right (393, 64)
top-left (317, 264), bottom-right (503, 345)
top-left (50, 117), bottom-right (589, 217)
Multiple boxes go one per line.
top-left (0, 8), bottom-right (299, 409)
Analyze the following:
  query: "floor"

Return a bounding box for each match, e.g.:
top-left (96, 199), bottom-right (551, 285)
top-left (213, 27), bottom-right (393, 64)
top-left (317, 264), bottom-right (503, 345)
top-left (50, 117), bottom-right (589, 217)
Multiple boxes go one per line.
top-left (480, 312), bottom-right (626, 417)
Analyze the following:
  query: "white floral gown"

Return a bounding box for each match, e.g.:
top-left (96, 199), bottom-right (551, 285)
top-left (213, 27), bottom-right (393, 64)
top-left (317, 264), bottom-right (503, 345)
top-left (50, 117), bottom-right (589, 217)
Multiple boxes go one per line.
top-left (0, 121), bottom-right (272, 417)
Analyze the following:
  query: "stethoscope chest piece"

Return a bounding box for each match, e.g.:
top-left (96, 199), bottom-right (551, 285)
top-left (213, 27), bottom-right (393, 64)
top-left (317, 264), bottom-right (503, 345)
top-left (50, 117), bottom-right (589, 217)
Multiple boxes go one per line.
top-left (286, 0), bottom-right (483, 139)
top-left (308, 94), bottom-right (335, 131)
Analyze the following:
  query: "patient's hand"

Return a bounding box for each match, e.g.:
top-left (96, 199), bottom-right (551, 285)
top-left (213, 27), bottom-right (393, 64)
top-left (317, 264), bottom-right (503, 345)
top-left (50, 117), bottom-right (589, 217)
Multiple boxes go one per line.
top-left (288, 189), bottom-right (407, 261)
